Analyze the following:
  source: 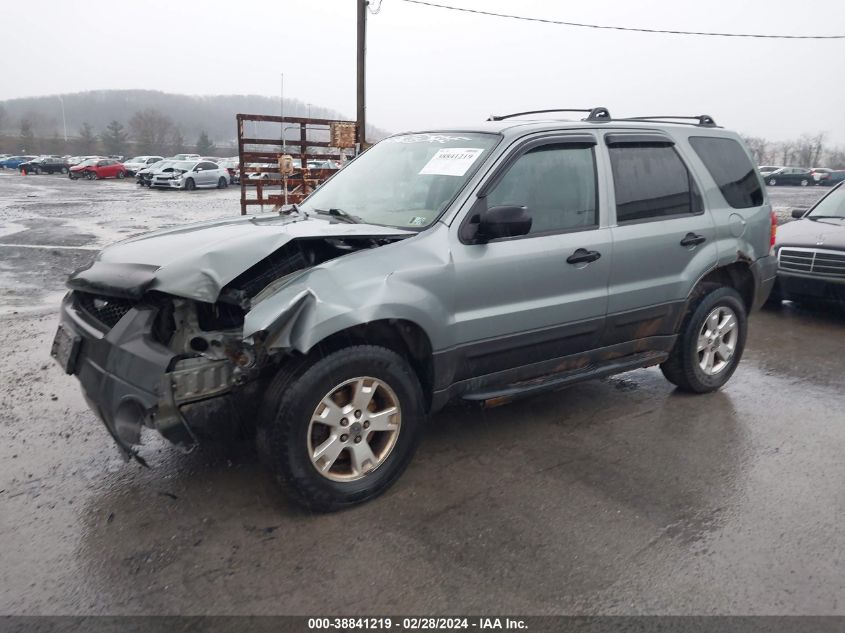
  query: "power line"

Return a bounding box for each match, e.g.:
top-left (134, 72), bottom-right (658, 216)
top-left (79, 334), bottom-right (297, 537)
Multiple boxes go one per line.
top-left (399, 0), bottom-right (845, 39)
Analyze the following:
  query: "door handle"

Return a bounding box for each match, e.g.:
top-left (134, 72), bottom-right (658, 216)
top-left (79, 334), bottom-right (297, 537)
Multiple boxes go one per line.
top-left (566, 248), bottom-right (602, 265)
top-left (680, 232), bottom-right (707, 247)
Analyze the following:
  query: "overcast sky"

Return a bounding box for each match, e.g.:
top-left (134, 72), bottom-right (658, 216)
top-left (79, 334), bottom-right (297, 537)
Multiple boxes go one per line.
top-left (3, 0), bottom-right (843, 142)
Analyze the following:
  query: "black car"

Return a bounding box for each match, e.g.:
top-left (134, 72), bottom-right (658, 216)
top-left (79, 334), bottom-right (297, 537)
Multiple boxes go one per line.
top-left (18, 156), bottom-right (70, 175)
top-left (771, 182), bottom-right (845, 304)
top-left (764, 167), bottom-right (814, 187)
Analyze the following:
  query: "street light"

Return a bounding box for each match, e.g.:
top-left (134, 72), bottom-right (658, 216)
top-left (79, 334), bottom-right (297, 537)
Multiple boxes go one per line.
top-left (57, 95), bottom-right (67, 142)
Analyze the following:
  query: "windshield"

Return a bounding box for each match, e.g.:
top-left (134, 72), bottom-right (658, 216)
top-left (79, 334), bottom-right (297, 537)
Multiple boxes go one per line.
top-left (807, 184), bottom-right (845, 219)
top-left (172, 161), bottom-right (198, 171)
top-left (299, 132), bottom-right (499, 228)
top-left (76, 159), bottom-right (97, 167)
top-left (126, 156), bottom-right (146, 163)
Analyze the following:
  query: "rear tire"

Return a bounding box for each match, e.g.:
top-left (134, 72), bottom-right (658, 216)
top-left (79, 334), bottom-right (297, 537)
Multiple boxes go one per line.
top-left (768, 178), bottom-right (777, 186)
top-left (217, 176), bottom-right (228, 189)
top-left (117, 170), bottom-right (125, 179)
top-left (800, 179), bottom-right (809, 186)
top-left (258, 345), bottom-right (424, 512)
top-left (660, 286), bottom-right (747, 393)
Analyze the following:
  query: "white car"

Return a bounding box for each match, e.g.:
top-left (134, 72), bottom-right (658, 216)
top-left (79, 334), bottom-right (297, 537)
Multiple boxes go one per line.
top-left (149, 160), bottom-right (229, 190)
top-left (171, 153), bottom-right (201, 161)
top-left (123, 155), bottom-right (165, 176)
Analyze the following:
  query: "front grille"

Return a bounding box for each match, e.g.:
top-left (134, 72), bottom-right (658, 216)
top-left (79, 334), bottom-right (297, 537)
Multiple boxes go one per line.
top-left (779, 248), bottom-right (845, 278)
top-left (75, 292), bottom-right (136, 328)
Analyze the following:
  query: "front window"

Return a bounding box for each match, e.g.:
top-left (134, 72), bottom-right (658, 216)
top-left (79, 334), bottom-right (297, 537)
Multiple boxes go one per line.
top-left (299, 132), bottom-right (499, 228)
top-left (807, 185), bottom-right (845, 219)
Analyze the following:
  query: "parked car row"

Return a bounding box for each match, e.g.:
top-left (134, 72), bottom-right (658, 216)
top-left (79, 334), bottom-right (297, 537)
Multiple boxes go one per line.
top-left (758, 165), bottom-right (845, 186)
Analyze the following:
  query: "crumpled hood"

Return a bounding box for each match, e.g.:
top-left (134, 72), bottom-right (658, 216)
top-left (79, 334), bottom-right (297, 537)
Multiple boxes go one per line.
top-left (68, 212), bottom-right (413, 302)
top-left (778, 218), bottom-right (845, 250)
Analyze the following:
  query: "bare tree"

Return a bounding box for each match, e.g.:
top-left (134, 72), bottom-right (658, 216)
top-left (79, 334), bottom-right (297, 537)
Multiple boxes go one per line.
top-left (169, 127), bottom-right (185, 156)
top-left (741, 136), bottom-right (770, 165)
top-left (129, 109), bottom-right (173, 155)
top-left (0, 104), bottom-right (8, 134)
top-left (826, 147), bottom-right (845, 170)
top-left (775, 141), bottom-right (796, 166)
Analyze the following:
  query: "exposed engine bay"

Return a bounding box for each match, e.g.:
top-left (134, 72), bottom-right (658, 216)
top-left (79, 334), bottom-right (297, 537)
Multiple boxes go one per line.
top-left (62, 233), bottom-right (409, 458)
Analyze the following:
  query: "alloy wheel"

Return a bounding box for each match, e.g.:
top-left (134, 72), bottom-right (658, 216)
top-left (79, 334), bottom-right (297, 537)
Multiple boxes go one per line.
top-left (697, 306), bottom-right (739, 376)
top-left (307, 377), bottom-right (402, 482)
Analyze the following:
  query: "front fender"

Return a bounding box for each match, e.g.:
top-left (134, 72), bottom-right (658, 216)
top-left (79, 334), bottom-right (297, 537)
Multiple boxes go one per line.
top-left (242, 230), bottom-right (454, 353)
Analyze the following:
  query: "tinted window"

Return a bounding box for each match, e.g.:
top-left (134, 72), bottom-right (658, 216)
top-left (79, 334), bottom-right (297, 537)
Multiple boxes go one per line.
top-left (609, 145), bottom-right (699, 222)
top-left (689, 136), bottom-right (763, 209)
top-left (486, 144), bottom-right (597, 234)
top-left (199, 162), bottom-right (218, 170)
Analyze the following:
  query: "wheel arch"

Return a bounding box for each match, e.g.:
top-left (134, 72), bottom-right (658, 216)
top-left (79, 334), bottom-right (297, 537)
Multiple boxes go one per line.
top-left (295, 319), bottom-right (435, 412)
top-left (694, 261), bottom-right (755, 312)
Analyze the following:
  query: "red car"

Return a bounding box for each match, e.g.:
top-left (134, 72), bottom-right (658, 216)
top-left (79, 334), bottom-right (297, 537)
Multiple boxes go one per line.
top-left (69, 158), bottom-right (127, 180)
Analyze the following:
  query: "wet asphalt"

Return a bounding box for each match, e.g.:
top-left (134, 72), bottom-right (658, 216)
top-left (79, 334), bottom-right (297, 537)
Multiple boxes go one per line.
top-left (0, 172), bottom-right (842, 615)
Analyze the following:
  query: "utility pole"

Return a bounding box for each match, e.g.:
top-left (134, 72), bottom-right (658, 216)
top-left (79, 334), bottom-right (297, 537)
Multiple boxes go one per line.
top-left (356, 0), bottom-right (367, 147)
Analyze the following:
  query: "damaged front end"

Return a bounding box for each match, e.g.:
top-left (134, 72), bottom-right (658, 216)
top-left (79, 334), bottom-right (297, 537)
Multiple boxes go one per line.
top-left (53, 227), bottom-right (411, 460)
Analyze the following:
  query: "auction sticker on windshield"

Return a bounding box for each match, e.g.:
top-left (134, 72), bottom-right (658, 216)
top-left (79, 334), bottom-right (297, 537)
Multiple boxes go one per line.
top-left (419, 148), bottom-right (484, 177)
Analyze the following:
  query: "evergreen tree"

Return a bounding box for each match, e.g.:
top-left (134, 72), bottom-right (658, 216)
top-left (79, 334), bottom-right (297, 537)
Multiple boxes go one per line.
top-left (101, 120), bottom-right (128, 156)
top-left (196, 130), bottom-right (214, 156)
top-left (77, 122), bottom-right (98, 154)
top-left (19, 119), bottom-right (35, 153)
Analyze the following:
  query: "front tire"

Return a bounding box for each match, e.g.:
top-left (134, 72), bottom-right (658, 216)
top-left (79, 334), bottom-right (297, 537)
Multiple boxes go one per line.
top-left (660, 286), bottom-right (747, 393)
top-left (800, 179), bottom-right (809, 187)
top-left (259, 345), bottom-right (424, 512)
top-left (86, 171), bottom-right (97, 180)
top-left (184, 177), bottom-right (196, 191)
top-left (768, 178), bottom-right (777, 186)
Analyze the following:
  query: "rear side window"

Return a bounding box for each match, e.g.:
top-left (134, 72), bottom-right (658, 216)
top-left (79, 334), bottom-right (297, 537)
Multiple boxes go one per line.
top-left (608, 145), bottom-right (701, 223)
top-left (689, 137), bottom-right (763, 209)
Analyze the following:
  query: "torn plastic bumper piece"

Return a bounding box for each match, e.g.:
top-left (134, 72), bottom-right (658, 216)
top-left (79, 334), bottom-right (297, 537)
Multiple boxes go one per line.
top-left (55, 293), bottom-right (236, 458)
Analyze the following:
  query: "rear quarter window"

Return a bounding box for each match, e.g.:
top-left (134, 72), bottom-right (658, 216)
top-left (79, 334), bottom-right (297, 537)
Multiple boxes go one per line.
top-left (689, 136), bottom-right (763, 209)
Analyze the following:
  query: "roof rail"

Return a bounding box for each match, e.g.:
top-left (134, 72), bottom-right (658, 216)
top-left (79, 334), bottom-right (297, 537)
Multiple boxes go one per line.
top-left (618, 115), bottom-right (718, 127)
top-left (487, 107), bottom-right (611, 122)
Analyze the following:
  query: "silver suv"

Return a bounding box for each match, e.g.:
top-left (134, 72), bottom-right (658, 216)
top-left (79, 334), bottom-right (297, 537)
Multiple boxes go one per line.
top-left (51, 108), bottom-right (777, 510)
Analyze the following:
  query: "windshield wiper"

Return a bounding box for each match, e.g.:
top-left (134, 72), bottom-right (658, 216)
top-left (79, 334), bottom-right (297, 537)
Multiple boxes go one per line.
top-left (312, 208), bottom-right (363, 224)
top-left (808, 215), bottom-right (845, 220)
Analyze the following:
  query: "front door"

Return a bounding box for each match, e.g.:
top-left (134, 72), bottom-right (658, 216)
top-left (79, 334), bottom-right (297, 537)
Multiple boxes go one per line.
top-left (449, 136), bottom-right (612, 383)
top-left (603, 134), bottom-right (717, 345)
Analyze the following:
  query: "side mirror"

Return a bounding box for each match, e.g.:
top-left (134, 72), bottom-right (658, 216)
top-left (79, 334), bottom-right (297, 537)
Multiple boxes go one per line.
top-left (477, 204), bottom-right (532, 242)
top-left (791, 209), bottom-right (806, 219)
top-left (195, 167), bottom-right (203, 172)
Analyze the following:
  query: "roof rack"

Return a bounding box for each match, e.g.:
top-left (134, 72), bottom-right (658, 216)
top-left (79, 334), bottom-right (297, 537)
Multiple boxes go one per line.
top-left (488, 107), bottom-right (611, 122)
top-left (617, 115), bottom-right (719, 127)
top-left (486, 109), bottom-right (719, 128)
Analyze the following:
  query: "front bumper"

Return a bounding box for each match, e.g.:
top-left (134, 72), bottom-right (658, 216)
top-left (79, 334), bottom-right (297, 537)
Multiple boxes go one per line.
top-left (778, 271), bottom-right (845, 302)
top-left (53, 293), bottom-right (237, 458)
top-left (150, 179), bottom-right (185, 189)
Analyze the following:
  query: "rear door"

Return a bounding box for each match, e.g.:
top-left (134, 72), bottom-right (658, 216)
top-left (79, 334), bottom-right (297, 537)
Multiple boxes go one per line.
top-left (449, 134), bottom-right (612, 381)
top-left (603, 132), bottom-right (717, 345)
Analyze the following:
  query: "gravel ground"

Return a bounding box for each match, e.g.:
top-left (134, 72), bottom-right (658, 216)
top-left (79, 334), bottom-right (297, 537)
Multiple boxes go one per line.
top-left (0, 172), bottom-right (843, 616)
